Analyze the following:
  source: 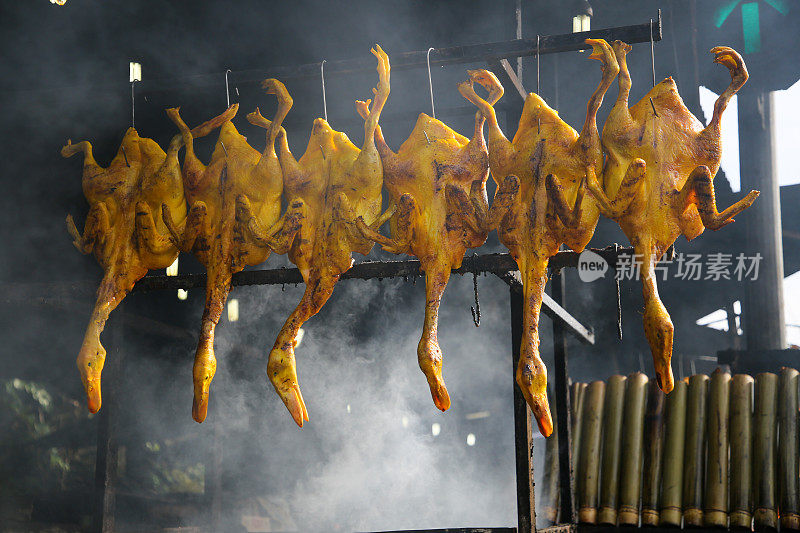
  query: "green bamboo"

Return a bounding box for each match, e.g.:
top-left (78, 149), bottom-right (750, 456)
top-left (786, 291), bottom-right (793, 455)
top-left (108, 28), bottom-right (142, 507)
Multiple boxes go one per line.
top-left (704, 369), bottom-right (731, 528)
top-left (618, 372), bottom-right (649, 526)
top-left (571, 381), bottom-right (587, 495)
top-left (578, 380), bottom-right (606, 524)
top-left (753, 372), bottom-right (778, 530)
top-left (598, 375), bottom-right (627, 525)
top-left (729, 374), bottom-right (754, 529)
top-left (779, 368), bottom-right (799, 530)
top-left (541, 387), bottom-right (560, 525)
top-left (641, 378), bottom-right (665, 526)
top-left (660, 379), bottom-right (688, 527)
top-left (683, 374), bottom-right (709, 527)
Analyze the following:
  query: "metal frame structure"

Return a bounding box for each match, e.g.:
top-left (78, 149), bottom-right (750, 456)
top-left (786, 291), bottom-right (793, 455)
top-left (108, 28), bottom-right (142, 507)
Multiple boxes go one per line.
top-left (78, 12), bottom-right (662, 533)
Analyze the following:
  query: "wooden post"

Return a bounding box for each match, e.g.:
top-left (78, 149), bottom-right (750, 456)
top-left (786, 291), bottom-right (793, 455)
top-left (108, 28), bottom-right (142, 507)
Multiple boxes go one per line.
top-left (570, 382), bottom-right (587, 508)
top-left (92, 312), bottom-right (123, 533)
top-left (598, 375), bottom-right (627, 525)
top-left (511, 286), bottom-right (535, 533)
top-left (704, 369), bottom-right (731, 528)
top-left (739, 89), bottom-right (786, 351)
top-left (730, 374), bottom-right (754, 529)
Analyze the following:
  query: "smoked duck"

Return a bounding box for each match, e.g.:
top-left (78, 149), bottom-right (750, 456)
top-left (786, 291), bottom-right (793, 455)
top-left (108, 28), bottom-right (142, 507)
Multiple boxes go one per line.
top-left (268, 45), bottom-right (392, 427)
top-left (458, 39), bottom-right (619, 436)
top-left (354, 95), bottom-right (492, 412)
top-left (63, 106), bottom-right (235, 414)
top-left (162, 80), bottom-right (297, 423)
top-left (586, 42), bottom-right (759, 393)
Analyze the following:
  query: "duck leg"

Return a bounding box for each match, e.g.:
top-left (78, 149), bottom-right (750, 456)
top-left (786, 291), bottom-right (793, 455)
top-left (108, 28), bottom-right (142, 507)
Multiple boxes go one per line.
top-left (638, 246), bottom-right (675, 393)
top-left (67, 201), bottom-right (111, 255)
top-left (679, 165), bottom-right (759, 230)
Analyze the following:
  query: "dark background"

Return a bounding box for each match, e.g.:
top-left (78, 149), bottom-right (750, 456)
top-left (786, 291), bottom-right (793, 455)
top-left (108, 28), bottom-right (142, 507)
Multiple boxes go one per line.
top-left (0, 1), bottom-right (797, 531)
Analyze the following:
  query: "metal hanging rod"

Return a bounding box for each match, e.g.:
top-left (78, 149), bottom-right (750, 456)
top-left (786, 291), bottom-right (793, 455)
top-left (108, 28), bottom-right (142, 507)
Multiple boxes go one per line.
top-left (133, 16), bottom-right (662, 93)
top-left (132, 246), bottom-right (634, 294)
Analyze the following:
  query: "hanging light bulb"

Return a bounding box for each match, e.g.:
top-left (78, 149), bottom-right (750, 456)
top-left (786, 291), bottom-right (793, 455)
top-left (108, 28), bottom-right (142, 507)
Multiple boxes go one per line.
top-left (177, 289), bottom-right (188, 301)
top-left (466, 433), bottom-right (476, 446)
top-left (129, 62), bottom-right (142, 83)
top-left (572, 0), bottom-right (593, 33)
top-left (431, 423), bottom-right (441, 436)
top-left (50, 0), bottom-right (67, 4)
top-left (227, 299), bottom-right (239, 322)
top-left (166, 257), bottom-right (179, 277)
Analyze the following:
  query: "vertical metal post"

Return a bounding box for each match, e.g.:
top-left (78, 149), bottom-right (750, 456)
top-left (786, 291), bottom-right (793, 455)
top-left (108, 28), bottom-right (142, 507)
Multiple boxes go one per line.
top-left (92, 313), bottom-right (123, 533)
top-left (511, 286), bottom-right (536, 533)
top-left (515, 0), bottom-right (523, 78)
top-left (739, 89), bottom-right (786, 350)
top-left (551, 270), bottom-right (574, 524)
top-left (209, 420), bottom-right (223, 530)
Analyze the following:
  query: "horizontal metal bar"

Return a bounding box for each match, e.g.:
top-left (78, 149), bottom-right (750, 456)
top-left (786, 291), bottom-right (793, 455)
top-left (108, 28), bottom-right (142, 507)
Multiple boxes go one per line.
top-left (132, 246), bottom-right (635, 293)
top-left (0, 246), bottom-right (635, 303)
top-left (138, 17), bottom-right (662, 92)
top-left (495, 271), bottom-right (595, 346)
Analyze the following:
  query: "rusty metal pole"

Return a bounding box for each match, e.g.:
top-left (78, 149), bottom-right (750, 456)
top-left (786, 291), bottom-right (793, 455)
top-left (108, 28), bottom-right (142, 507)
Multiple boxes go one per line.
top-left (551, 270), bottom-right (575, 524)
top-left (512, 286), bottom-right (536, 533)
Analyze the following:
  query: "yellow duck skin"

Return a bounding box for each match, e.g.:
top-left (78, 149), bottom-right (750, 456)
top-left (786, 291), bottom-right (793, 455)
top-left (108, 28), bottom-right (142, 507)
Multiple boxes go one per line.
top-left (586, 41), bottom-right (759, 394)
top-left (63, 108), bottom-right (235, 414)
top-left (163, 80), bottom-right (297, 423)
top-left (354, 95), bottom-right (492, 412)
top-left (458, 39), bottom-right (620, 437)
top-left (268, 46), bottom-right (393, 427)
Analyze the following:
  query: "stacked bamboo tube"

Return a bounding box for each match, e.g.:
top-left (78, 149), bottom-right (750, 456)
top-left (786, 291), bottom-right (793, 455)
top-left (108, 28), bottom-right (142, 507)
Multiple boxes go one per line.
top-left (564, 366), bottom-right (800, 530)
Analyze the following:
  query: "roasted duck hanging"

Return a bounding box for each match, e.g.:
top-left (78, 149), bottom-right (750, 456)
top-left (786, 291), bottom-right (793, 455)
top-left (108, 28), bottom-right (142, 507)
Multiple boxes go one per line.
top-left (459, 39), bottom-right (620, 436)
top-left (267, 45), bottom-right (392, 427)
top-left (354, 95), bottom-right (492, 412)
top-left (586, 42), bottom-right (758, 393)
top-left (163, 80), bottom-right (298, 423)
top-left (63, 107), bottom-right (235, 414)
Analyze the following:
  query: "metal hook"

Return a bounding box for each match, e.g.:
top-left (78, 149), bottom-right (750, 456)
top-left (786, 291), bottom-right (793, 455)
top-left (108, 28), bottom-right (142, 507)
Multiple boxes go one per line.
top-left (470, 253), bottom-right (481, 327)
top-left (650, 17), bottom-right (658, 148)
top-left (536, 35), bottom-right (541, 134)
top-left (423, 130), bottom-right (431, 144)
top-left (319, 145), bottom-right (326, 160)
top-left (225, 69), bottom-right (232, 107)
top-left (121, 146), bottom-right (130, 167)
top-left (426, 47), bottom-right (436, 119)
top-left (649, 17), bottom-right (657, 88)
top-left (320, 60), bottom-right (328, 122)
top-left (130, 80), bottom-right (138, 129)
top-left (220, 141), bottom-right (228, 156)
top-left (614, 243), bottom-right (623, 340)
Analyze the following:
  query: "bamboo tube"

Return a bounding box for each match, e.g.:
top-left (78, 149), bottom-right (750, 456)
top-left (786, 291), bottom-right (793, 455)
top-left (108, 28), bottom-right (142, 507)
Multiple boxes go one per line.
top-left (578, 381), bottom-right (606, 524)
top-left (704, 369), bottom-right (731, 528)
top-left (753, 372), bottom-right (778, 530)
top-left (729, 374), bottom-right (754, 529)
top-left (683, 374), bottom-right (709, 527)
top-left (641, 378), bottom-right (665, 526)
top-left (598, 375), bottom-right (627, 525)
top-left (541, 388), bottom-right (560, 525)
top-left (618, 372), bottom-right (649, 526)
top-left (660, 379), bottom-right (688, 527)
top-left (779, 368), bottom-right (799, 530)
top-left (571, 382), bottom-right (587, 492)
